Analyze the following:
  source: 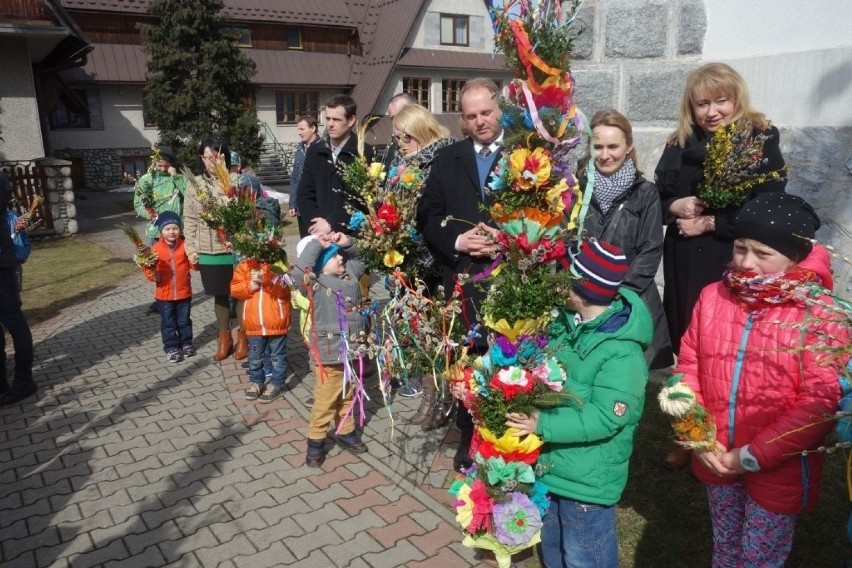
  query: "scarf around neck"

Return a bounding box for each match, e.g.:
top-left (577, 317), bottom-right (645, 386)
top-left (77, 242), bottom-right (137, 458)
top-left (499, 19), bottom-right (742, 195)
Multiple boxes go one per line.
top-left (722, 266), bottom-right (821, 315)
top-left (594, 157), bottom-right (636, 214)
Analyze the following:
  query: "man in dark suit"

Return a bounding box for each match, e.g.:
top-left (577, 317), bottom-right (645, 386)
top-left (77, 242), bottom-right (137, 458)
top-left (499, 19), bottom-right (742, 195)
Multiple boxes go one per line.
top-left (417, 77), bottom-right (503, 472)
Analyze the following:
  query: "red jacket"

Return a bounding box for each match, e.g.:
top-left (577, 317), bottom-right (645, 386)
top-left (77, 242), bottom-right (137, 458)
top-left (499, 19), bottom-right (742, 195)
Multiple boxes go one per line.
top-left (677, 245), bottom-right (848, 514)
top-left (230, 260), bottom-right (292, 336)
top-left (144, 237), bottom-right (196, 301)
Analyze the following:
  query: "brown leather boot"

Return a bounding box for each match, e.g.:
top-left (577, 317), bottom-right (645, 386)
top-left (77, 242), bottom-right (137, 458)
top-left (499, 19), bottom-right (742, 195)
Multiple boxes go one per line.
top-left (233, 330), bottom-right (249, 360)
top-left (214, 330), bottom-right (233, 361)
top-left (663, 445), bottom-right (692, 470)
top-left (409, 375), bottom-right (435, 425)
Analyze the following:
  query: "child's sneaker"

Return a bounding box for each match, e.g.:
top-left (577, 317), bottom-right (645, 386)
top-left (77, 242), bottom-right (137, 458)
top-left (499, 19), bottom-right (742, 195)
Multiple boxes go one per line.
top-left (258, 385), bottom-right (284, 404)
top-left (181, 345), bottom-right (196, 358)
top-left (305, 439), bottom-right (326, 467)
top-left (336, 431), bottom-right (368, 454)
top-left (166, 349), bottom-right (183, 363)
top-left (244, 383), bottom-right (265, 401)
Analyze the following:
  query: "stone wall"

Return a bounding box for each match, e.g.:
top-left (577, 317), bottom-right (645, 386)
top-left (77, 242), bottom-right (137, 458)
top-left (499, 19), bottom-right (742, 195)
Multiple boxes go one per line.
top-left (37, 158), bottom-right (79, 236)
top-left (54, 147), bottom-right (151, 190)
top-left (569, 0), bottom-right (852, 296)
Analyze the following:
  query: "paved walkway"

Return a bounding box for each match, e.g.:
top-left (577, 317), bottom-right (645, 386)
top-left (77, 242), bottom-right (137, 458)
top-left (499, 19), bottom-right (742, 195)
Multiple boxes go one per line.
top-left (0, 192), bottom-right (491, 567)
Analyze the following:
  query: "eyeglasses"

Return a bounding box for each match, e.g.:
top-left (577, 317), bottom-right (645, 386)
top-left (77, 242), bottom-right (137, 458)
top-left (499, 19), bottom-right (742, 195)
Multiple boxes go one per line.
top-left (393, 133), bottom-right (413, 145)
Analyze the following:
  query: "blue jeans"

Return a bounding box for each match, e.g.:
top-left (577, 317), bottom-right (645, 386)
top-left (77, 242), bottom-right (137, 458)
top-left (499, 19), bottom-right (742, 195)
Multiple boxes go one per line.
top-left (540, 494), bottom-right (618, 568)
top-left (158, 299), bottom-right (192, 351)
top-left (248, 335), bottom-right (287, 389)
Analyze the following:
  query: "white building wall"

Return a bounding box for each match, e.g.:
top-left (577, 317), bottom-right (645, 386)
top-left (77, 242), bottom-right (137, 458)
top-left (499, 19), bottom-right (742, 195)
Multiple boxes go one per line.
top-left (704, 0), bottom-right (852, 129)
top-left (0, 37), bottom-right (46, 161)
top-left (48, 84), bottom-right (156, 152)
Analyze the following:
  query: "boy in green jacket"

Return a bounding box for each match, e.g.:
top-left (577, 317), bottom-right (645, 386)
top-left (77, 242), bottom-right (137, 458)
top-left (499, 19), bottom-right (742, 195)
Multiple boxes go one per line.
top-left (506, 240), bottom-right (652, 568)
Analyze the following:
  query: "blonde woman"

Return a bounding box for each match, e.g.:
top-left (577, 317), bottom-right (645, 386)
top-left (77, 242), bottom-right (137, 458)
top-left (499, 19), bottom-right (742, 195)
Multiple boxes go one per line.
top-left (655, 63), bottom-right (786, 470)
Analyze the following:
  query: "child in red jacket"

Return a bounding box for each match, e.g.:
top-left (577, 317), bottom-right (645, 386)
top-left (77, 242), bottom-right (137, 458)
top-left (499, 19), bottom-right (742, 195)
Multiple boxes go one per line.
top-left (673, 193), bottom-right (849, 567)
top-left (143, 211), bottom-right (198, 363)
top-left (230, 258), bottom-right (292, 403)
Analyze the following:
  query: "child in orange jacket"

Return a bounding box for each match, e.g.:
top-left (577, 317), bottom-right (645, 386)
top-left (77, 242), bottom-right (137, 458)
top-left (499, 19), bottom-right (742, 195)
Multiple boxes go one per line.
top-left (143, 211), bottom-right (198, 363)
top-left (230, 258), bottom-right (292, 403)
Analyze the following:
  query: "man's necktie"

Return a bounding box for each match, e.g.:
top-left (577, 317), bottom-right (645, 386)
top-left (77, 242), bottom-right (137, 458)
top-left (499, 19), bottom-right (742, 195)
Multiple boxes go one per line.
top-left (479, 146), bottom-right (493, 157)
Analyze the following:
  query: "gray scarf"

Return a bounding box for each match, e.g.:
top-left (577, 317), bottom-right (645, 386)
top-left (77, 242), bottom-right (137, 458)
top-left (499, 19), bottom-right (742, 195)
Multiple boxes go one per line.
top-left (594, 157), bottom-right (636, 215)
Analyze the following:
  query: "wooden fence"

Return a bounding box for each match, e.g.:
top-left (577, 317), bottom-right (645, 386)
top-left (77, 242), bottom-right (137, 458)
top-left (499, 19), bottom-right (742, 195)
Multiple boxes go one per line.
top-left (2, 162), bottom-right (54, 232)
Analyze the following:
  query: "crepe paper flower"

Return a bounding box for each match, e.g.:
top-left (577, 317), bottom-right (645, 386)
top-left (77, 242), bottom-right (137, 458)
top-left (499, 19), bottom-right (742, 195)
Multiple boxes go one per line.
top-left (483, 314), bottom-right (550, 343)
top-left (489, 366), bottom-right (535, 400)
top-left (532, 359), bottom-right (565, 392)
top-left (483, 456), bottom-right (536, 488)
top-left (348, 211), bottom-right (366, 231)
top-left (530, 481), bottom-right (550, 516)
top-left (492, 492), bottom-right (543, 547)
top-left (367, 162), bottom-right (386, 180)
top-left (477, 426), bottom-right (543, 464)
top-left (658, 374), bottom-right (720, 453)
top-left (508, 147), bottom-right (552, 191)
top-left (461, 532), bottom-right (541, 568)
top-left (383, 249), bottom-right (404, 268)
top-left (487, 155), bottom-right (509, 193)
top-left (468, 479), bottom-right (494, 534)
top-left (490, 335), bottom-right (520, 366)
top-left (564, 184), bottom-right (584, 231)
top-left (377, 203), bottom-right (401, 231)
top-left (398, 168), bottom-right (422, 190)
top-left (452, 482), bottom-right (476, 532)
top-left (533, 76), bottom-right (573, 114)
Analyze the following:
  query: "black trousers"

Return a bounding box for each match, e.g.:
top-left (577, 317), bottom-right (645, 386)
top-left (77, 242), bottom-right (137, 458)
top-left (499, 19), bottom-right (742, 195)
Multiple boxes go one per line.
top-left (0, 267), bottom-right (33, 385)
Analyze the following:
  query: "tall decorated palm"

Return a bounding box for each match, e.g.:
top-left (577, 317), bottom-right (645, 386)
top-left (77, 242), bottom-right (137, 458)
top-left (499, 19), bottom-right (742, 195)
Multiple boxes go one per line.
top-left (446, 1), bottom-right (590, 565)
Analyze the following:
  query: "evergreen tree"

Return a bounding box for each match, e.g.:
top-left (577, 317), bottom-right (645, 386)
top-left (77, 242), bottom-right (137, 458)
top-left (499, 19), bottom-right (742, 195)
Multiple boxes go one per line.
top-left (140, 0), bottom-right (263, 169)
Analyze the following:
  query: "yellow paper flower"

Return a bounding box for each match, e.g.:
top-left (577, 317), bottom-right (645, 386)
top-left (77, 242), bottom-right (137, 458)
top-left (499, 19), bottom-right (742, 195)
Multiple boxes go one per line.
top-left (546, 179), bottom-right (568, 213)
top-left (454, 483), bottom-right (475, 530)
top-left (483, 314), bottom-right (550, 343)
top-left (383, 249), bottom-right (404, 267)
top-left (368, 162), bottom-right (386, 180)
top-left (400, 170), bottom-right (419, 187)
top-left (478, 426), bottom-right (544, 458)
top-left (508, 147), bottom-right (551, 191)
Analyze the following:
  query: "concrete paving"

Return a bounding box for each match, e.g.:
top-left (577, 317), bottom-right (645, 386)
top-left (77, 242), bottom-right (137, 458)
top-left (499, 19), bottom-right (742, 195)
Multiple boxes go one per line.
top-left (0, 191), bottom-right (492, 567)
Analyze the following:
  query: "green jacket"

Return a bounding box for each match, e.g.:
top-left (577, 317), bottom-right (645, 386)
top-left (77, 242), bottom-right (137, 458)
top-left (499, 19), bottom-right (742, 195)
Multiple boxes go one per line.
top-left (536, 288), bottom-right (652, 506)
top-left (133, 171), bottom-right (186, 239)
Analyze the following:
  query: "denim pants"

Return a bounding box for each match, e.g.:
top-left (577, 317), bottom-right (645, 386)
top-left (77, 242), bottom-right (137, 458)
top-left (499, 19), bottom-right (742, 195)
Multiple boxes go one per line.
top-left (540, 494), bottom-right (618, 568)
top-left (0, 267), bottom-right (33, 385)
top-left (158, 299), bottom-right (192, 351)
top-left (248, 335), bottom-right (287, 389)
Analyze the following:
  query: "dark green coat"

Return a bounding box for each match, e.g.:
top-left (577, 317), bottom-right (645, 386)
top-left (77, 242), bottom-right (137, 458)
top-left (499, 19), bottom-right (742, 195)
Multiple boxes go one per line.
top-left (536, 288), bottom-right (652, 505)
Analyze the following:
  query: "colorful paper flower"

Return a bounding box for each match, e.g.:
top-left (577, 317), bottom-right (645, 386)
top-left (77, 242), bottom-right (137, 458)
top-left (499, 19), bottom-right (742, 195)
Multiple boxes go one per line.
top-left (532, 357), bottom-right (566, 391)
top-left (383, 249), bottom-right (404, 268)
top-left (507, 147), bottom-right (552, 191)
top-left (348, 211), bottom-right (366, 231)
top-left (477, 426), bottom-right (543, 464)
top-left (368, 162), bottom-right (386, 180)
top-left (483, 456), bottom-right (536, 488)
top-left (491, 492), bottom-right (542, 547)
top-left (482, 315), bottom-right (550, 343)
top-left (377, 203), bottom-right (401, 231)
top-left (530, 481), bottom-right (550, 517)
top-left (489, 366), bottom-right (534, 400)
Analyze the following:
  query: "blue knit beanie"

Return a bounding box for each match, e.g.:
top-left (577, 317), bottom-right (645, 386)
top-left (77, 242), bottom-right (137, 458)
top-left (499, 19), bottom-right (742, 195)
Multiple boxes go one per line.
top-left (156, 210), bottom-right (181, 232)
top-left (314, 244), bottom-right (340, 273)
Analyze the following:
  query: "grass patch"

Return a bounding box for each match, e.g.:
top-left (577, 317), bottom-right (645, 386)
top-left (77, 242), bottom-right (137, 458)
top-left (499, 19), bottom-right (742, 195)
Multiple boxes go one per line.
top-left (445, 381), bottom-right (852, 567)
top-left (21, 236), bottom-right (137, 327)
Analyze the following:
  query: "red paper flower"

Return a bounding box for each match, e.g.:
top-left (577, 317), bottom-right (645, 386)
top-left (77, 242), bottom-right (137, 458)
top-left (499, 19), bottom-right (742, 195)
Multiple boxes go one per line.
top-left (468, 479), bottom-right (494, 534)
top-left (488, 367), bottom-right (535, 401)
top-left (377, 203), bottom-right (401, 231)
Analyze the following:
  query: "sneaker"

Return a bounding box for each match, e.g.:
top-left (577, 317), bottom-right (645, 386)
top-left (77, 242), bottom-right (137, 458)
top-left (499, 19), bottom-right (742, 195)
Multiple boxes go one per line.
top-left (306, 439), bottom-right (326, 467)
top-left (166, 349), bottom-right (183, 363)
top-left (181, 345), bottom-right (196, 358)
top-left (258, 385), bottom-right (283, 403)
top-left (336, 432), bottom-right (368, 454)
top-left (244, 383), bottom-right (265, 401)
top-left (398, 376), bottom-right (422, 398)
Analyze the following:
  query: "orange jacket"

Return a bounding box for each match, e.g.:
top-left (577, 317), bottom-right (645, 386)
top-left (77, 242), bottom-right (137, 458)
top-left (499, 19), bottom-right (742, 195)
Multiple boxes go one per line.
top-left (143, 237), bottom-right (197, 301)
top-left (230, 260), bottom-right (292, 336)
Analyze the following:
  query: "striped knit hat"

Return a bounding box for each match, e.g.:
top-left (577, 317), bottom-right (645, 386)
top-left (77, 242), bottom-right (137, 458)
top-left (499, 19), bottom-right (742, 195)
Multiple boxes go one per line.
top-left (569, 240), bottom-right (629, 305)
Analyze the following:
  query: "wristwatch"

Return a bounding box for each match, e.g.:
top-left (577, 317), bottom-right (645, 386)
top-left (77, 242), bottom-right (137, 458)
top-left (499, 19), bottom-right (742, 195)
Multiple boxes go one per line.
top-left (740, 445), bottom-right (761, 472)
